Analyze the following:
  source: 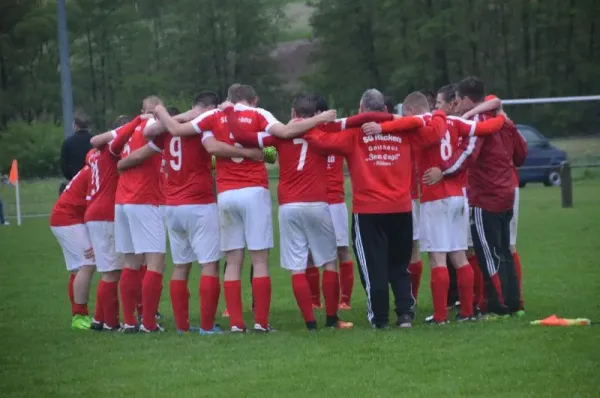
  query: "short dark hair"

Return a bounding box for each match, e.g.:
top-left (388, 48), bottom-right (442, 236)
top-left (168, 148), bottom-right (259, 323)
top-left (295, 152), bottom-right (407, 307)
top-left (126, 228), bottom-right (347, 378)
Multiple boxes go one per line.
top-left (419, 89), bottom-right (435, 99)
top-left (315, 95), bottom-right (329, 112)
top-left (457, 76), bottom-right (485, 103)
top-left (193, 91), bottom-right (219, 108)
top-left (293, 93), bottom-right (317, 118)
top-left (437, 84), bottom-right (457, 103)
top-left (229, 84), bottom-right (257, 103)
top-left (73, 108), bottom-right (90, 130)
top-left (384, 95), bottom-right (395, 113)
top-left (166, 106), bottom-right (180, 116)
top-left (112, 115), bottom-right (132, 129)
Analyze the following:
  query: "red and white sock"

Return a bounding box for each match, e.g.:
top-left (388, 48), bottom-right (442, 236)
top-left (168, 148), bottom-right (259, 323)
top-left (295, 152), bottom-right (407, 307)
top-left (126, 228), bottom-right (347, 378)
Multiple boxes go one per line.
top-left (512, 252), bottom-right (524, 309)
top-left (102, 281), bottom-right (120, 328)
top-left (305, 266), bottom-right (321, 307)
top-left (430, 267), bottom-right (450, 322)
top-left (199, 275), bottom-right (220, 331)
top-left (94, 280), bottom-right (105, 322)
top-left (252, 277), bottom-right (271, 328)
top-left (169, 279), bottom-right (189, 332)
top-left (408, 261), bottom-right (423, 301)
top-left (339, 261), bottom-right (354, 305)
top-left (68, 273), bottom-right (76, 315)
top-left (291, 273), bottom-right (315, 324)
top-left (224, 280), bottom-right (244, 329)
top-left (119, 268), bottom-right (139, 326)
top-left (142, 270), bottom-right (163, 330)
top-left (322, 270), bottom-right (340, 320)
top-left (456, 264), bottom-right (474, 318)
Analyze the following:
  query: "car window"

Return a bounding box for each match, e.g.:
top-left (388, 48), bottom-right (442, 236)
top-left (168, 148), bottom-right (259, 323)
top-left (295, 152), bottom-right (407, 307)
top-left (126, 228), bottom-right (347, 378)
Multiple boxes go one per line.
top-left (517, 126), bottom-right (544, 144)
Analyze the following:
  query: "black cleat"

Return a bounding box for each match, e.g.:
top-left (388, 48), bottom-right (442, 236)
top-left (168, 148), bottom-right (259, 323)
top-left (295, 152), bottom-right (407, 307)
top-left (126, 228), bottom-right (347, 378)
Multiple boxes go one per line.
top-left (396, 314), bottom-right (413, 328)
top-left (90, 319), bottom-right (104, 331)
top-left (119, 324), bottom-right (139, 334)
top-left (424, 315), bottom-right (450, 325)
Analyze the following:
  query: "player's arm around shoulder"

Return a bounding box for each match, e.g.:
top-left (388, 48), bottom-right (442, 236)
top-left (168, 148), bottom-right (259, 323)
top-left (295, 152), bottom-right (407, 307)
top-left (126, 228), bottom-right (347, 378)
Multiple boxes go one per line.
top-left (202, 134), bottom-right (263, 162)
top-left (117, 143), bottom-right (160, 172)
top-left (268, 110), bottom-right (338, 139)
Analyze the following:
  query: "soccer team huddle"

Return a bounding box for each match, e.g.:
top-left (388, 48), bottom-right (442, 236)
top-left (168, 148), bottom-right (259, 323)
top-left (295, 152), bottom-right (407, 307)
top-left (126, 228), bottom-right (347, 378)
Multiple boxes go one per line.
top-left (50, 77), bottom-right (528, 334)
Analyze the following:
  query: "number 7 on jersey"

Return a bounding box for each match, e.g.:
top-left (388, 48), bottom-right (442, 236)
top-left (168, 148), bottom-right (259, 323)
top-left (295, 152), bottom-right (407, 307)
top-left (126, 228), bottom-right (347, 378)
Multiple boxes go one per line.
top-left (293, 138), bottom-right (308, 171)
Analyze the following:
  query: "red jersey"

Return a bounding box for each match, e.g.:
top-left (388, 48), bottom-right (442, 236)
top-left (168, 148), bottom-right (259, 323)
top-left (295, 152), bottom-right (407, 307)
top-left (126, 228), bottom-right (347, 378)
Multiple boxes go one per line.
top-left (326, 155), bottom-right (345, 204)
top-left (151, 129), bottom-right (216, 205)
top-left (305, 113), bottom-right (441, 214)
top-left (114, 120), bottom-right (163, 205)
top-left (191, 107), bottom-right (269, 194)
top-left (410, 151), bottom-right (419, 200)
top-left (50, 166), bottom-right (91, 226)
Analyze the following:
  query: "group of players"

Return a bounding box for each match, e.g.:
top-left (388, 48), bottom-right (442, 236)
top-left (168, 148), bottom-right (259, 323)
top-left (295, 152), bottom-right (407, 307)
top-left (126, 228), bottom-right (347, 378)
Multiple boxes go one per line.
top-left (50, 78), bottom-right (527, 334)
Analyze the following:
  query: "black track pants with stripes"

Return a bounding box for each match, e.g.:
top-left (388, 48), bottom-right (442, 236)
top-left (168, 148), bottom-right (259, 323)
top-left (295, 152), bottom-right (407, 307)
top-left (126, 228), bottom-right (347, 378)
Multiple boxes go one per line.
top-left (352, 212), bottom-right (414, 327)
top-left (470, 206), bottom-right (520, 314)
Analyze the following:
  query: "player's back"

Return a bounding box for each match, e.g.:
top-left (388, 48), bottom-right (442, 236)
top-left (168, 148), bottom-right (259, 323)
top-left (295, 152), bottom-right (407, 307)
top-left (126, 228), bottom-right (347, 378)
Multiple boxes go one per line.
top-left (115, 122), bottom-right (162, 205)
top-left (326, 154), bottom-right (345, 204)
top-left (274, 128), bottom-right (328, 205)
top-left (51, 166), bottom-right (91, 226)
top-left (85, 146), bottom-right (119, 221)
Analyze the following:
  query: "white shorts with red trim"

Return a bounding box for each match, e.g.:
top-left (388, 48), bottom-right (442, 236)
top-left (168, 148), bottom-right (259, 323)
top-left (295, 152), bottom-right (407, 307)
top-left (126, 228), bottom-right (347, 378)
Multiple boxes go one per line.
top-left (419, 196), bottom-right (468, 252)
top-left (51, 224), bottom-right (93, 271)
top-left (165, 204), bottom-right (221, 265)
top-left (217, 187), bottom-right (273, 251)
top-left (279, 202), bottom-right (337, 271)
top-left (328, 202), bottom-right (349, 247)
top-left (115, 204), bottom-right (166, 254)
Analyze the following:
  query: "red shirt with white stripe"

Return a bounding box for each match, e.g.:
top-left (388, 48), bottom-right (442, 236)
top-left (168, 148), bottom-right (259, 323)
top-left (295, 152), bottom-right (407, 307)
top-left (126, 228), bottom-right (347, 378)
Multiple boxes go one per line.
top-left (50, 166), bottom-right (91, 226)
top-left (191, 107), bottom-right (270, 194)
top-left (151, 130), bottom-right (216, 205)
top-left (114, 120), bottom-right (163, 205)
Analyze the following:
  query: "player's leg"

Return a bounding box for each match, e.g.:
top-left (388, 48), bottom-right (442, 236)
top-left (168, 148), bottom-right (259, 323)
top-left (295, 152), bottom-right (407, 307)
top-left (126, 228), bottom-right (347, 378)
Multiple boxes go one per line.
top-left (191, 203), bottom-right (223, 334)
top-left (501, 209), bottom-right (521, 313)
top-left (279, 205), bottom-right (317, 331)
top-left (307, 203), bottom-right (353, 329)
top-left (385, 212), bottom-right (414, 327)
top-left (446, 256), bottom-right (459, 308)
top-left (305, 253), bottom-right (321, 308)
top-left (329, 202), bottom-right (353, 309)
top-left (219, 189), bottom-right (248, 332)
top-left (510, 187), bottom-right (524, 311)
top-left (244, 187), bottom-right (274, 332)
top-left (352, 213), bottom-right (390, 328)
top-left (126, 204), bottom-right (166, 332)
top-left (407, 200), bottom-right (423, 303)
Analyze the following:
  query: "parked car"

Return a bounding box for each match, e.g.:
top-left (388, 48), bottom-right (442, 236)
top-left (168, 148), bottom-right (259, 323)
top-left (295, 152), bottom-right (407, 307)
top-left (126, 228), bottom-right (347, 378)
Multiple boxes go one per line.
top-left (516, 124), bottom-right (568, 187)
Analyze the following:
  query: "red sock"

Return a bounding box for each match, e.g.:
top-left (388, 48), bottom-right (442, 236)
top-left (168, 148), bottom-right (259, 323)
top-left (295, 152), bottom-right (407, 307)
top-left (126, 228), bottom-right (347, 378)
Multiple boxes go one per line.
top-left (292, 273), bottom-right (315, 323)
top-left (430, 267), bottom-right (450, 322)
top-left (142, 270), bottom-right (163, 330)
top-left (224, 280), bottom-right (244, 329)
top-left (512, 252), bottom-right (524, 309)
top-left (137, 265), bottom-right (147, 317)
top-left (468, 255), bottom-right (484, 310)
top-left (339, 261), bottom-right (354, 305)
top-left (102, 281), bottom-right (120, 328)
top-left (120, 268), bottom-right (139, 326)
top-left (322, 270), bottom-right (340, 318)
top-left (456, 265), bottom-right (474, 317)
top-left (73, 303), bottom-right (88, 316)
top-left (169, 279), bottom-right (189, 332)
top-left (94, 280), bottom-right (105, 322)
top-left (408, 261), bottom-right (423, 301)
top-left (252, 277), bottom-right (271, 328)
top-left (68, 274), bottom-right (76, 315)
top-left (199, 275), bottom-right (220, 331)
top-left (305, 266), bottom-right (321, 306)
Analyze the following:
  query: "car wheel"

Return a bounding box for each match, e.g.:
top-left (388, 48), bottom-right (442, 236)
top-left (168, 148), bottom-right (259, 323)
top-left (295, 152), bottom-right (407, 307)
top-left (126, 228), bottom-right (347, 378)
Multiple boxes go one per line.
top-left (544, 171), bottom-right (561, 187)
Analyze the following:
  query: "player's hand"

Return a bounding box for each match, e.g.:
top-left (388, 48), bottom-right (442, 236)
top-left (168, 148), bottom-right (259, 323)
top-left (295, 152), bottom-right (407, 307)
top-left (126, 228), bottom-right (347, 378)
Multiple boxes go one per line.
top-left (140, 112), bottom-right (154, 120)
top-left (219, 101), bottom-right (234, 111)
top-left (244, 148), bottom-right (264, 162)
top-left (153, 105), bottom-right (168, 118)
top-left (84, 247), bottom-right (95, 260)
top-left (423, 167), bottom-right (443, 185)
top-left (317, 109), bottom-right (337, 123)
top-left (362, 122), bottom-right (382, 136)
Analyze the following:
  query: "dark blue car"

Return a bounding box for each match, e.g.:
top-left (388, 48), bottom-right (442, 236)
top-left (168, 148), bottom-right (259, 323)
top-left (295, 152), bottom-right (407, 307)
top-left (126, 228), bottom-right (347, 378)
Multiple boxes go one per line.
top-left (516, 124), bottom-right (568, 187)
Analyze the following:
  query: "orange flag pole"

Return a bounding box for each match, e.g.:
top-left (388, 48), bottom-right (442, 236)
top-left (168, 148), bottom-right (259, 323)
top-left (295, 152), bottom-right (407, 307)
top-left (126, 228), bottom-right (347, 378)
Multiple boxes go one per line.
top-left (8, 160), bottom-right (21, 226)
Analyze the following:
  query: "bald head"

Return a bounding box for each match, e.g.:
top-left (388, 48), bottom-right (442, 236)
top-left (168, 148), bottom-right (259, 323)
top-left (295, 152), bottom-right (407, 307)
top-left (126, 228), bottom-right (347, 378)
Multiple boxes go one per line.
top-left (359, 89), bottom-right (386, 113)
top-left (142, 95), bottom-right (163, 114)
top-left (402, 91), bottom-right (430, 116)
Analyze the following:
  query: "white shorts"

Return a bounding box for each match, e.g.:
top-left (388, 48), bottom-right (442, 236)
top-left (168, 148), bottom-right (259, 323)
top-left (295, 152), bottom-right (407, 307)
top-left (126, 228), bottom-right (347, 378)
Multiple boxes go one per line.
top-left (412, 199), bottom-right (420, 241)
top-left (86, 221), bottom-right (123, 272)
top-left (217, 187), bottom-right (273, 251)
top-left (159, 205), bottom-right (167, 224)
top-left (463, 188), bottom-right (473, 247)
top-left (279, 203), bottom-right (337, 271)
top-left (510, 187), bottom-right (519, 246)
top-left (165, 204), bottom-right (222, 265)
top-left (114, 204), bottom-right (166, 254)
top-left (328, 203), bottom-right (349, 247)
top-left (51, 224), bottom-right (93, 271)
top-left (419, 196), bottom-right (468, 252)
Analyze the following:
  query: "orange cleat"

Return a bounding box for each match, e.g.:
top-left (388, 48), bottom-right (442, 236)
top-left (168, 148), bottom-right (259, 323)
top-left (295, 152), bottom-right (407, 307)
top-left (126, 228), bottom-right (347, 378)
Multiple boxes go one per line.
top-left (222, 308), bottom-right (230, 318)
top-left (338, 302), bottom-right (352, 310)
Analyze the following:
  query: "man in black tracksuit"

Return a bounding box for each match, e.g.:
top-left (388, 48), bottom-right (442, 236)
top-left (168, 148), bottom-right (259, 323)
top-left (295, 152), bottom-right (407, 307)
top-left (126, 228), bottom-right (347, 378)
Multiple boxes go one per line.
top-left (59, 109), bottom-right (92, 195)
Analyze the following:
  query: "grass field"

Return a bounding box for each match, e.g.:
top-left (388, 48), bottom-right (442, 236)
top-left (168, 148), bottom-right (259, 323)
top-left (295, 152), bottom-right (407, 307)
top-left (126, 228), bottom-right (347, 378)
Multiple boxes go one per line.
top-left (1, 178), bottom-right (599, 397)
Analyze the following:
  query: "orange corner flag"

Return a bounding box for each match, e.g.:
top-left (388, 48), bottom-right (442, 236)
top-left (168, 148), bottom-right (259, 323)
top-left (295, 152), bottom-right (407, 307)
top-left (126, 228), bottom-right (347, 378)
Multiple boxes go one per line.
top-left (8, 159), bottom-right (18, 186)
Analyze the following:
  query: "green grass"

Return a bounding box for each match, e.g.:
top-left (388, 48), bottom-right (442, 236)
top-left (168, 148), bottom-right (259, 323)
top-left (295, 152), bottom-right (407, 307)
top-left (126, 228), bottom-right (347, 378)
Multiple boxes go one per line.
top-left (1, 180), bottom-right (599, 397)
